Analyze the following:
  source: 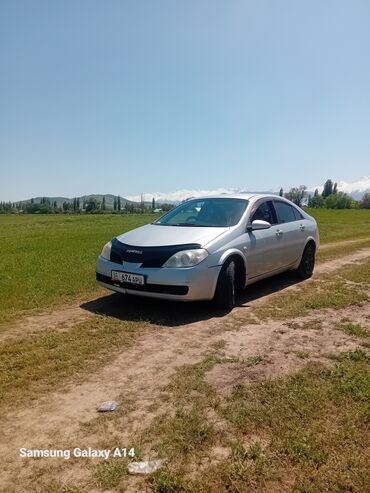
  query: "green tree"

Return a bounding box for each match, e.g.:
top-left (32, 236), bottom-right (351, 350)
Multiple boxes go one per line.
top-left (333, 182), bottom-right (338, 194)
top-left (325, 191), bottom-right (352, 209)
top-left (25, 202), bottom-right (52, 214)
top-left (152, 197), bottom-right (155, 210)
top-left (322, 179), bottom-right (333, 198)
top-left (284, 185), bottom-right (307, 207)
top-left (308, 188), bottom-right (324, 208)
top-left (360, 192), bottom-right (370, 209)
top-left (279, 188), bottom-right (283, 197)
top-left (117, 196), bottom-right (121, 211)
top-left (102, 196), bottom-right (106, 211)
top-left (86, 198), bottom-right (100, 213)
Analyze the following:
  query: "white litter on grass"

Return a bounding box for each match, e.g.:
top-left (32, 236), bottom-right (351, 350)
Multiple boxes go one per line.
top-left (96, 401), bottom-right (118, 412)
top-left (128, 459), bottom-right (166, 474)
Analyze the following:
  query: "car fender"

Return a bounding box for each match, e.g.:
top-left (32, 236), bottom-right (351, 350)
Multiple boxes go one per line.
top-left (210, 248), bottom-right (248, 285)
top-left (294, 235), bottom-right (318, 269)
top-left (303, 235), bottom-right (319, 251)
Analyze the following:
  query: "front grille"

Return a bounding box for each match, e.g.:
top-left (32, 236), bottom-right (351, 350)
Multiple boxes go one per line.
top-left (110, 238), bottom-right (201, 268)
top-left (96, 272), bottom-right (189, 295)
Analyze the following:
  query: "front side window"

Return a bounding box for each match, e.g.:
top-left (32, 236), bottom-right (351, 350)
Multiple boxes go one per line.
top-left (250, 201), bottom-right (277, 224)
top-left (154, 198), bottom-right (248, 227)
top-left (274, 201), bottom-right (297, 223)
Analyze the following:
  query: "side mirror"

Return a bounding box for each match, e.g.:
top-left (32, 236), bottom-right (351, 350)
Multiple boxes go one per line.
top-left (247, 220), bottom-right (272, 232)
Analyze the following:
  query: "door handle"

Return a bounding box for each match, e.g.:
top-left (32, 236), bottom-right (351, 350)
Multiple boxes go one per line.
top-left (276, 229), bottom-right (283, 237)
top-left (299, 224), bottom-right (305, 231)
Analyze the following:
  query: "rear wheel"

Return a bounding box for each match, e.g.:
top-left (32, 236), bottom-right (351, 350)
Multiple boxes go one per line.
top-left (213, 260), bottom-right (236, 311)
top-left (296, 243), bottom-right (315, 279)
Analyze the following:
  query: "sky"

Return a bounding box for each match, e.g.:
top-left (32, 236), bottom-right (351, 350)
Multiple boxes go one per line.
top-left (1, 0), bottom-right (370, 201)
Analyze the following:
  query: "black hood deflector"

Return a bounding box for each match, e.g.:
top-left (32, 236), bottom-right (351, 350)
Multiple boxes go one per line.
top-left (110, 237), bottom-right (201, 268)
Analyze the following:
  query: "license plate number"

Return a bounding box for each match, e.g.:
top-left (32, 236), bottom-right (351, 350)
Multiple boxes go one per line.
top-left (111, 271), bottom-right (145, 286)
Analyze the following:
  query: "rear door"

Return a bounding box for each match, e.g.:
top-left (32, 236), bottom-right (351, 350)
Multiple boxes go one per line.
top-left (272, 200), bottom-right (307, 267)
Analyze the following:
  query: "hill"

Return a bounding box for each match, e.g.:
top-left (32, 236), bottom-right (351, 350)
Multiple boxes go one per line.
top-left (18, 194), bottom-right (137, 210)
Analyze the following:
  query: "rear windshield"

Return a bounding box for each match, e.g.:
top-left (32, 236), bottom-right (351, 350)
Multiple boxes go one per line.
top-left (154, 198), bottom-right (248, 227)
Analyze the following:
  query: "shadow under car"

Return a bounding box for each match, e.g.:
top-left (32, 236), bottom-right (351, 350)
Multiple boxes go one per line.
top-left (80, 271), bottom-right (303, 327)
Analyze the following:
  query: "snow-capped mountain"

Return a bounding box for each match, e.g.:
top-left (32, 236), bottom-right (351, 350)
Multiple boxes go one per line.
top-left (125, 188), bottom-right (266, 204)
top-left (127, 177), bottom-right (370, 204)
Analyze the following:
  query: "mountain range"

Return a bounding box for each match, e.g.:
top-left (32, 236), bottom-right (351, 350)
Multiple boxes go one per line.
top-left (17, 194), bottom-right (136, 209)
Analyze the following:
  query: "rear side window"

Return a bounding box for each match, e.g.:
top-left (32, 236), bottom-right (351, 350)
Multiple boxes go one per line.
top-left (292, 207), bottom-right (304, 220)
top-left (274, 201), bottom-right (297, 223)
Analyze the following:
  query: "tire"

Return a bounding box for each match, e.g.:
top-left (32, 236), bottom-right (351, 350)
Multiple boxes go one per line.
top-left (213, 260), bottom-right (236, 311)
top-left (296, 243), bottom-right (315, 279)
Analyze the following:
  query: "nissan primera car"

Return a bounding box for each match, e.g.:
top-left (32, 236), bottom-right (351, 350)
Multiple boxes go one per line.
top-left (96, 194), bottom-right (319, 310)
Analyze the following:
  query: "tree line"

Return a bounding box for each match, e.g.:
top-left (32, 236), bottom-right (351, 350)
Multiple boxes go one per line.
top-left (1, 182), bottom-right (370, 214)
top-left (0, 196), bottom-right (174, 214)
top-left (280, 179), bottom-right (370, 209)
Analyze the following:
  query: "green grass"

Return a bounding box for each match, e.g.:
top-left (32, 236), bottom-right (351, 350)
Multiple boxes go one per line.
top-left (154, 406), bottom-right (216, 458)
top-left (0, 209), bottom-right (369, 325)
top-left (317, 237), bottom-right (370, 263)
top-left (306, 208), bottom-right (370, 244)
top-left (145, 352), bottom-right (370, 493)
top-left (147, 355), bottom-right (221, 459)
top-left (150, 468), bottom-right (188, 493)
top-left (295, 351), bottom-right (310, 359)
top-left (254, 258), bottom-right (370, 321)
top-left (338, 323), bottom-right (369, 338)
top-left (94, 460), bottom-right (128, 489)
top-left (1, 210), bottom-right (370, 492)
top-left (0, 214), bottom-right (158, 323)
top-left (0, 314), bottom-right (143, 408)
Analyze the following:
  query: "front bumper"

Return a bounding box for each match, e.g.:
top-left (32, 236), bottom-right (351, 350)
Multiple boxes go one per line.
top-left (96, 255), bottom-right (222, 301)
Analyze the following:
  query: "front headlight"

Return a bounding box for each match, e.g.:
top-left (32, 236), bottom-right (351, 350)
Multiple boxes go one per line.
top-left (163, 249), bottom-right (208, 268)
top-left (101, 241), bottom-right (112, 260)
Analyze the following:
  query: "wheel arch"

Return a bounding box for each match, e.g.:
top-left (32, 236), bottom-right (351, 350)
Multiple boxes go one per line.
top-left (218, 250), bottom-right (247, 292)
top-left (304, 237), bottom-right (317, 253)
top-left (294, 237), bottom-right (317, 270)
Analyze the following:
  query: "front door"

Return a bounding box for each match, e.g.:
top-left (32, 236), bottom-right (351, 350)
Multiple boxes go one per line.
top-left (245, 200), bottom-right (285, 278)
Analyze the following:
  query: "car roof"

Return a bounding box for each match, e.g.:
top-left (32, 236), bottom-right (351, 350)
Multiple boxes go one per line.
top-left (185, 193), bottom-right (281, 201)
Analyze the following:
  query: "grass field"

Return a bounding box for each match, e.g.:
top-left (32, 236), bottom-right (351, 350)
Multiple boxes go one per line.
top-left (0, 209), bottom-right (369, 493)
top-left (305, 208), bottom-right (370, 243)
top-left (0, 209), bottom-right (369, 324)
top-left (0, 213), bottom-right (159, 323)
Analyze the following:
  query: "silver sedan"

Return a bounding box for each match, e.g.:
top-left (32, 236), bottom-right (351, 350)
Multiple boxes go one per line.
top-left (96, 194), bottom-right (319, 310)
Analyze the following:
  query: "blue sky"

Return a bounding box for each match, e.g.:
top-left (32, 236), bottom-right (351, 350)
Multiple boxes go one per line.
top-left (1, 0), bottom-right (369, 201)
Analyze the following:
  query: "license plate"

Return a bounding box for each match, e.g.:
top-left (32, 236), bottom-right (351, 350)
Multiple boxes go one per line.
top-left (111, 271), bottom-right (145, 286)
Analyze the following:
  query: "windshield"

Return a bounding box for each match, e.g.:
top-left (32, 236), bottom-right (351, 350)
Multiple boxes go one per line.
top-left (154, 198), bottom-right (249, 227)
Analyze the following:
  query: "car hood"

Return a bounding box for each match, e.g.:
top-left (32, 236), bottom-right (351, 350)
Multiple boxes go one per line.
top-left (116, 224), bottom-right (229, 248)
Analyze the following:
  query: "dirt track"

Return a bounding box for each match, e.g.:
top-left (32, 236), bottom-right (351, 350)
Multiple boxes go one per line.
top-left (0, 245), bottom-right (369, 491)
top-left (1, 246), bottom-right (370, 344)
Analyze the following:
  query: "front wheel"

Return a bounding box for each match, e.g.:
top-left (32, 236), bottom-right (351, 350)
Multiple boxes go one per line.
top-left (296, 243), bottom-right (315, 279)
top-left (213, 260), bottom-right (236, 311)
